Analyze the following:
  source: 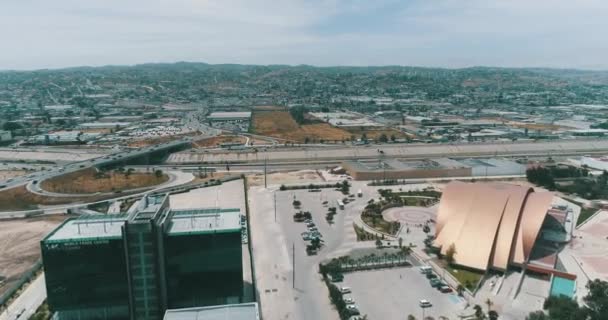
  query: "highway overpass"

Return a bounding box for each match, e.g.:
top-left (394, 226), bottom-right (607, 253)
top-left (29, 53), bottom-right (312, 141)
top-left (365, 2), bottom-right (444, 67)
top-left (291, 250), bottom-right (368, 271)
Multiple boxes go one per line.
top-left (167, 139), bottom-right (608, 164)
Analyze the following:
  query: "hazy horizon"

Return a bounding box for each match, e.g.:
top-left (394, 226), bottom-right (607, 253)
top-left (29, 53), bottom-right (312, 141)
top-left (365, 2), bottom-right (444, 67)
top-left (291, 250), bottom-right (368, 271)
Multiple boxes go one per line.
top-left (3, 0), bottom-right (608, 71)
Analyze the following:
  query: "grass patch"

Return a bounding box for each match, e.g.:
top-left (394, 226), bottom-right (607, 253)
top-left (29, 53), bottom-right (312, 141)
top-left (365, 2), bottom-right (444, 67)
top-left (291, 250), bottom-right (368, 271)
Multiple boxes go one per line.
top-left (41, 168), bottom-right (169, 194)
top-left (445, 265), bottom-right (483, 291)
top-left (353, 223), bottom-right (376, 241)
top-left (361, 214), bottom-right (400, 235)
top-left (573, 201), bottom-right (599, 226)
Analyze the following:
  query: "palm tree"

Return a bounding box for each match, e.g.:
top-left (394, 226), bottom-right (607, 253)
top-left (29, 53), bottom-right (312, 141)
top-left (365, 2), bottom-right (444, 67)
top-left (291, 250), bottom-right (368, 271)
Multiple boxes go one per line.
top-left (485, 298), bottom-right (494, 312)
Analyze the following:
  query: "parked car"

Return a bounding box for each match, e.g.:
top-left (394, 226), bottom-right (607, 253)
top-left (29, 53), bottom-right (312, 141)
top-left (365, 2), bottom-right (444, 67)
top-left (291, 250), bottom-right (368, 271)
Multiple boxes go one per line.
top-left (340, 287), bottom-right (351, 294)
top-left (430, 278), bottom-right (442, 288)
top-left (440, 285), bottom-right (453, 293)
top-left (426, 272), bottom-right (438, 279)
top-left (346, 305), bottom-right (360, 315)
top-left (330, 273), bottom-right (344, 282)
top-left (419, 299), bottom-right (432, 308)
top-left (343, 297), bottom-right (355, 304)
top-left (420, 266), bottom-right (432, 274)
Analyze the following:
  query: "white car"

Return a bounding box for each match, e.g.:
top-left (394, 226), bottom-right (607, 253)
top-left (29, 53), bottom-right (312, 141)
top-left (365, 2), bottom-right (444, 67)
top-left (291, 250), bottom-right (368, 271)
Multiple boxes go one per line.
top-left (343, 297), bottom-right (355, 304)
top-left (419, 299), bottom-right (432, 308)
top-left (340, 287), bottom-right (351, 294)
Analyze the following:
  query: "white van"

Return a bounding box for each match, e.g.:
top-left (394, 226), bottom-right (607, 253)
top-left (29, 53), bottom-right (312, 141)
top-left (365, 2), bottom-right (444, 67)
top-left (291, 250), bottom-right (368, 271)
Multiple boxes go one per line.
top-left (419, 266), bottom-right (432, 274)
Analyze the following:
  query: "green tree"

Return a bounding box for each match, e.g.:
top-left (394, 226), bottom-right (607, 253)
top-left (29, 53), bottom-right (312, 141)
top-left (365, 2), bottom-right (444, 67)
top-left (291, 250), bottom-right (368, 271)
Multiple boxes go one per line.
top-left (585, 279), bottom-right (608, 320)
top-left (525, 311), bottom-right (548, 320)
top-left (154, 169), bottom-right (163, 178)
top-left (379, 133), bottom-right (388, 143)
top-left (446, 243), bottom-right (457, 265)
top-left (3, 121), bottom-right (22, 132)
top-left (488, 310), bottom-right (499, 320)
top-left (474, 304), bottom-right (485, 320)
top-left (407, 315), bottom-right (417, 320)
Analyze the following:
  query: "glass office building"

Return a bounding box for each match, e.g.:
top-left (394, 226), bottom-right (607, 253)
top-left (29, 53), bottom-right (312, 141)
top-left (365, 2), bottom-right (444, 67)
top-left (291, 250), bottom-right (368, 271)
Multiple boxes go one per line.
top-left (41, 196), bottom-right (243, 320)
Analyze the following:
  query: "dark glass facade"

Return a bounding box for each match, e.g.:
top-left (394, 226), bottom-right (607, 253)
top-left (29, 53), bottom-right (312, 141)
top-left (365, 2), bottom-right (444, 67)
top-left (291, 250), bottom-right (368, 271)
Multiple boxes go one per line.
top-left (41, 239), bottom-right (130, 320)
top-left (164, 232), bottom-right (243, 308)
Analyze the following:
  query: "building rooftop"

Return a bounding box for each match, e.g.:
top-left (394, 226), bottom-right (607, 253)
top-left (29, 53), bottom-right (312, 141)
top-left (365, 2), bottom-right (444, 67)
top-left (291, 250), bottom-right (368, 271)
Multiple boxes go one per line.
top-left (44, 214), bottom-right (128, 243)
top-left (345, 158), bottom-right (469, 172)
top-left (167, 208), bottom-right (241, 236)
top-left (208, 112), bottom-right (252, 119)
top-left (163, 303), bottom-right (259, 320)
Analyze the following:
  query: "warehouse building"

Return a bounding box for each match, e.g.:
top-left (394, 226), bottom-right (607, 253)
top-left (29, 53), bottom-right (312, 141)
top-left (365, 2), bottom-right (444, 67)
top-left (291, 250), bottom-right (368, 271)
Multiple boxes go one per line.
top-left (41, 194), bottom-right (244, 320)
top-left (207, 112), bottom-right (251, 132)
top-left (342, 158), bottom-right (471, 180)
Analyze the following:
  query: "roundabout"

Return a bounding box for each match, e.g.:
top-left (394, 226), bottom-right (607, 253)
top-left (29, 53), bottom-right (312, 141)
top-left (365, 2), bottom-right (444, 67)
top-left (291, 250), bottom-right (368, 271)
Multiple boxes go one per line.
top-left (382, 206), bottom-right (437, 226)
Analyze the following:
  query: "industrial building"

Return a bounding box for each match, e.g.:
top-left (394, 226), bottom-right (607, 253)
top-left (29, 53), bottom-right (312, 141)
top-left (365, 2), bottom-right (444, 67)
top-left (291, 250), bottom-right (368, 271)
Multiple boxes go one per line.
top-left (342, 158), bottom-right (471, 180)
top-left (207, 112), bottom-right (251, 132)
top-left (342, 157), bottom-right (525, 180)
top-left (434, 181), bottom-right (557, 271)
top-left (41, 194), bottom-right (244, 320)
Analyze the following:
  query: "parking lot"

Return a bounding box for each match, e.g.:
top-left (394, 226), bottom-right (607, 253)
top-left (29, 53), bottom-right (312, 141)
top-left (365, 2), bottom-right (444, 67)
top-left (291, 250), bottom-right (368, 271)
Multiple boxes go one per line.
top-left (248, 173), bottom-right (448, 320)
top-left (342, 267), bottom-right (466, 319)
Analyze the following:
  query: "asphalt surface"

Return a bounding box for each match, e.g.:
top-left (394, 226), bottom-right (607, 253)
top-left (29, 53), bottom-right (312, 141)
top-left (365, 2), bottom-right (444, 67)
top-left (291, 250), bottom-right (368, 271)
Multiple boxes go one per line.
top-left (168, 139), bottom-right (608, 164)
top-left (0, 273), bottom-right (46, 320)
top-left (0, 139), bottom-right (190, 192)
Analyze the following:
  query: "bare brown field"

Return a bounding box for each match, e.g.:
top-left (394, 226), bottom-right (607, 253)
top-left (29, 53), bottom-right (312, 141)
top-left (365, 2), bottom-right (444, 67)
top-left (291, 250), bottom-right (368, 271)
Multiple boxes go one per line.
top-left (127, 132), bottom-right (198, 147)
top-left (0, 186), bottom-right (102, 211)
top-left (0, 215), bottom-right (66, 296)
top-left (193, 135), bottom-right (247, 148)
top-left (41, 168), bottom-right (169, 194)
top-left (508, 122), bottom-right (571, 131)
top-left (345, 128), bottom-right (409, 140)
top-left (252, 105), bottom-right (285, 111)
top-left (0, 170), bottom-right (28, 180)
top-left (252, 111), bottom-right (351, 142)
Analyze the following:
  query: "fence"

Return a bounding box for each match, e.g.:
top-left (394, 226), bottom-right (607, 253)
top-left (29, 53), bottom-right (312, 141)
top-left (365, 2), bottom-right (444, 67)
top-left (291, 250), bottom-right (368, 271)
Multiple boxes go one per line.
top-left (0, 260), bottom-right (43, 311)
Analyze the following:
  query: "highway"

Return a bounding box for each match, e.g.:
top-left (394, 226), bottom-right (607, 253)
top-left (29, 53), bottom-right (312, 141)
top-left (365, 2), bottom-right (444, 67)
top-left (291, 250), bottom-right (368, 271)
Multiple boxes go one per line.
top-left (0, 139), bottom-right (191, 191)
top-left (168, 138), bottom-right (608, 164)
top-left (0, 274), bottom-right (46, 320)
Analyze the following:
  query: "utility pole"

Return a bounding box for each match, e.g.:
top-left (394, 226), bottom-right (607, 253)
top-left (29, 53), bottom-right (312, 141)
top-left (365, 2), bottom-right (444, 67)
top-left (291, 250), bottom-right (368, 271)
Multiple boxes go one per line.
top-left (292, 242), bottom-right (295, 289)
top-left (264, 157), bottom-right (268, 188)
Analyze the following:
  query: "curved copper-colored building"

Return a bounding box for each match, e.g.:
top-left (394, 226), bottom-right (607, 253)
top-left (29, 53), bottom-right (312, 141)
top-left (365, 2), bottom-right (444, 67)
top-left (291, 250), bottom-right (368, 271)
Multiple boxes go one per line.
top-left (434, 181), bottom-right (553, 271)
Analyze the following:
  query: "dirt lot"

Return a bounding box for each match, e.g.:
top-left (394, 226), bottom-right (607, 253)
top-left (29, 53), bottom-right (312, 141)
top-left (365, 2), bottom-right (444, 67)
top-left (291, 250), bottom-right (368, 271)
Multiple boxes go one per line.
top-left (508, 122), bottom-right (570, 131)
top-left (247, 170), bottom-right (325, 186)
top-left (0, 215), bottom-right (66, 296)
top-left (345, 128), bottom-right (409, 140)
top-left (0, 185), bottom-right (127, 211)
top-left (193, 135), bottom-right (247, 148)
top-left (0, 170), bottom-right (28, 180)
top-left (252, 111), bottom-right (351, 142)
top-left (127, 132), bottom-right (198, 147)
top-left (40, 168), bottom-right (169, 194)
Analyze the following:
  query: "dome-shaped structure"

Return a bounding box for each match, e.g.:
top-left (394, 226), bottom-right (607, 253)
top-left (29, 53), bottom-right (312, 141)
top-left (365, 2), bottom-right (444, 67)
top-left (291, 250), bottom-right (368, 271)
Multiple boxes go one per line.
top-left (434, 181), bottom-right (553, 271)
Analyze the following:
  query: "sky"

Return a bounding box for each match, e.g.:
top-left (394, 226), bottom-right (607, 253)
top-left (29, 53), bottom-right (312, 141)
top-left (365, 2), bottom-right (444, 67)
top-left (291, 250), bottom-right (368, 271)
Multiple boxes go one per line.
top-left (1, 0), bottom-right (608, 70)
